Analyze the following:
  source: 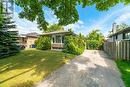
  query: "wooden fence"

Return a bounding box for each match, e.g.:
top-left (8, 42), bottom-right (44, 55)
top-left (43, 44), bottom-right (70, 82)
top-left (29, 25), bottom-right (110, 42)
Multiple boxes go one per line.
top-left (104, 41), bottom-right (130, 60)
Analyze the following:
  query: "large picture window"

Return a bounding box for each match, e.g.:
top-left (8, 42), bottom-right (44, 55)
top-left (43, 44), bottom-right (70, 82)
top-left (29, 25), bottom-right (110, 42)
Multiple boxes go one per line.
top-left (56, 35), bottom-right (62, 43)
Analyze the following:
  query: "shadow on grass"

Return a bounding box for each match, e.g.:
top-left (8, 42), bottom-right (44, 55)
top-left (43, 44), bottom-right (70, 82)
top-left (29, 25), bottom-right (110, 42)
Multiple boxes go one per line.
top-left (0, 68), bottom-right (34, 84)
top-left (10, 80), bottom-right (35, 87)
top-left (0, 50), bottom-right (75, 85)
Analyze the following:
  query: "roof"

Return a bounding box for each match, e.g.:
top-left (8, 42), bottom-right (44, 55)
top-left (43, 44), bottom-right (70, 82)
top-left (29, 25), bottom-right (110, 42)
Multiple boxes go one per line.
top-left (19, 32), bottom-right (40, 38)
top-left (26, 32), bottom-right (39, 37)
top-left (109, 27), bottom-right (130, 37)
top-left (42, 30), bottom-right (73, 36)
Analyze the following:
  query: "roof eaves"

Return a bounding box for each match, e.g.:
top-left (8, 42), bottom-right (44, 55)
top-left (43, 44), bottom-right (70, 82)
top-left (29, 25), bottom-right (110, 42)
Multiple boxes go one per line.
top-left (109, 27), bottom-right (130, 37)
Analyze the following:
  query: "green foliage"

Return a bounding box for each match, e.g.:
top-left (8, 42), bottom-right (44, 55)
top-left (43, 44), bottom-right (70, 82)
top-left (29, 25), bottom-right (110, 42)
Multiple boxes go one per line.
top-left (0, 14), bottom-right (19, 58)
top-left (15, 0), bottom-right (130, 30)
top-left (45, 24), bottom-right (64, 32)
top-left (86, 30), bottom-right (104, 50)
top-left (63, 35), bottom-right (85, 55)
top-left (116, 23), bottom-right (129, 32)
top-left (35, 36), bottom-right (51, 50)
top-left (116, 60), bottom-right (130, 87)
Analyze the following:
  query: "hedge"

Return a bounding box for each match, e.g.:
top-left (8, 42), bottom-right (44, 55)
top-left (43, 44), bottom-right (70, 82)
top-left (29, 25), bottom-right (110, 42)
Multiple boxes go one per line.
top-left (35, 36), bottom-right (51, 50)
top-left (63, 35), bottom-right (85, 55)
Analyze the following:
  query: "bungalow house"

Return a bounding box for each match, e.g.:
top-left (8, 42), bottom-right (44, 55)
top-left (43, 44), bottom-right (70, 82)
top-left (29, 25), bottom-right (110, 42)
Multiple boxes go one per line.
top-left (108, 23), bottom-right (130, 42)
top-left (19, 32), bottom-right (39, 49)
top-left (42, 30), bottom-right (74, 50)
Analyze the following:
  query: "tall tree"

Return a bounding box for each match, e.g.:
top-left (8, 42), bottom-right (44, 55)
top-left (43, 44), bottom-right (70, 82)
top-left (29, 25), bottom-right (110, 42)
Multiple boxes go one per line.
top-left (15, 0), bottom-right (130, 30)
top-left (0, 2), bottom-right (19, 58)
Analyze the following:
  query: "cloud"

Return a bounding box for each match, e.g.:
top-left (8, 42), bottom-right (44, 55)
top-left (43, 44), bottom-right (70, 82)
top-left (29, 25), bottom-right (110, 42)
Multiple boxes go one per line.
top-left (13, 12), bottom-right (42, 34)
top-left (85, 5), bottom-right (130, 36)
top-left (64, 20), bottom-right (87, 35)
top-left (13, 4), bottom-right (130, 36)
top-left (44, 8), bottom-right (58, 25)
top-left (64, 5), bottom-right (130, 36)
top-left (115, 12), bottom-right (130, 24)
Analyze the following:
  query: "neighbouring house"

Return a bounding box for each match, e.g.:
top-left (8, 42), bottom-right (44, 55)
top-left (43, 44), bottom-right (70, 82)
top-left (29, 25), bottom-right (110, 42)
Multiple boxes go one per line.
top-left (19, 32), bottom-right (39, 49)
top-left (107, 23), bottom-right (130, 42)
top-left (42, 30), bottom-right (74, 50)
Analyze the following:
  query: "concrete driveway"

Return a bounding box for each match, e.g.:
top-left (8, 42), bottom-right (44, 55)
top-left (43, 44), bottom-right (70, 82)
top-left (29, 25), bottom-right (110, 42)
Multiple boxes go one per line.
top-left (37, 50), bottom-right (125, 87)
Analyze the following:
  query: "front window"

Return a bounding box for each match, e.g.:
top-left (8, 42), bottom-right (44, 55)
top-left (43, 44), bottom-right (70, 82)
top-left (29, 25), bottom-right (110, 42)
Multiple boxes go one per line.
top-left (123, 32), bottom-right (130, 40)
top-left (62, 36), bottom-right (64, 43)
top-left (52, 37), bottom-right (55, 43)
top-left (56, 35), bottom-right (62, 43)
top-left (115, 35), bottom-right (118, 39)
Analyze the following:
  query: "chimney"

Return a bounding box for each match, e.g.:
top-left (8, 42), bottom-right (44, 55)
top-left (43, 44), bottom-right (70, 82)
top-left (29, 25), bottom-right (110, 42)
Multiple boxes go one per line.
top-left (112, 23), bottom-right (117, 33)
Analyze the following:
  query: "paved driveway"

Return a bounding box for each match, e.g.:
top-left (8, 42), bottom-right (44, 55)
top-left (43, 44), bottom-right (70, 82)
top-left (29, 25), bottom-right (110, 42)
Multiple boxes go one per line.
top-left (37, 50), bottom-right (125, 87)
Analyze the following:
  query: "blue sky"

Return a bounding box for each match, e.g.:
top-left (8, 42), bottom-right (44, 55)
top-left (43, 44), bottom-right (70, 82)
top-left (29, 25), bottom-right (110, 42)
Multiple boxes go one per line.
top-left (13, 3), bottom-right (130, 36)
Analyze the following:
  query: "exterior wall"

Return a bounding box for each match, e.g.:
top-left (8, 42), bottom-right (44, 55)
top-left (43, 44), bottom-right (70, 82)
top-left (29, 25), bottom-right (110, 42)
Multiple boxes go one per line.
top-left (107, 37), bottom-right (113, 42)
top-left (117, 34), bottom-right (123, 41)
top-left (26, 37), bottom-right (38, 48)
top-left (108, 34), bottom-right (123, 42)
top-left (19, 37), bottom-right (27, 47)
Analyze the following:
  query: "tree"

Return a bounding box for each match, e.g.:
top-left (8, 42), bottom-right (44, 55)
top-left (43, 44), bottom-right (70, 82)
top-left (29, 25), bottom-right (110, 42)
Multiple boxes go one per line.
top-left (86, 29), bottom-right (104, 50)
top-left (45, 24), bottom-right (64, 32)
top-left (0, 15), bottom-right (19, 58)
top-left (15, 0), bottom-right (130, 31)
top-left (0, 3), bottom-right (19, 58)
top-left (116, 23), bottom-right (129, 31)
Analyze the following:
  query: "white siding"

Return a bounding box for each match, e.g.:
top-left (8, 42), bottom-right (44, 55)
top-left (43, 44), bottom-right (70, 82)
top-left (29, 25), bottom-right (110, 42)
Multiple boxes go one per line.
top-left (117, 34), bottom-right (123, 41)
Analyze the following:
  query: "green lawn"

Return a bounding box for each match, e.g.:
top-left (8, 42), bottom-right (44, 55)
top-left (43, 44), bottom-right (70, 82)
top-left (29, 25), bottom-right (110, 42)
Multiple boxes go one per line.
top-left (0, 49), bottom-right (75, 87)
top-left (116, 60), bottom-right (130, 87)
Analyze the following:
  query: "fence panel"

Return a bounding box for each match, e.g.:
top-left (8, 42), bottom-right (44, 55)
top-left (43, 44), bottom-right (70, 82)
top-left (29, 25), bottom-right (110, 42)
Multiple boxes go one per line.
top-left (104, 41), bottom-right (130, 61)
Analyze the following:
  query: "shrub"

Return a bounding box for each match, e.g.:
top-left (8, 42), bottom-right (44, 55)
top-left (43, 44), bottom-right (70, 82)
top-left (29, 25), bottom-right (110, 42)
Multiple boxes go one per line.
top-left (86, 30), bottom-right (104, 50)
top-left (0, 44), bottom-right (19, 59)
top-left (35, 36), bottom-right (51, 50)
top-left (63, 35), bottom-right (85, 55)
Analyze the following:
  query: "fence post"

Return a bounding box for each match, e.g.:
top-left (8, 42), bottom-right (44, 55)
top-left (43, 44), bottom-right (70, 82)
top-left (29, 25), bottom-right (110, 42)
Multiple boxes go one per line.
top-left (128, 42), bottom-right (130, 61)
top-left (123, 41), bottom-right (126, 60)
top-left (104, 41), bottom-right (130, 61)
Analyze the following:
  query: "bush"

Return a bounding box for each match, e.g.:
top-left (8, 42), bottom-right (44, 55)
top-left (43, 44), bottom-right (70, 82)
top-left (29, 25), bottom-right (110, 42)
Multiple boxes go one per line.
top-left (86, 40), bottom-right (104, 50)
top-left (86, 30), bottom-right (104, 50)
top-left (63, 35), bottom-right (85, 55)
top-left (0, 44), bottom-right (19, 59)
top-left (35, 36), bottom-right (51, 50)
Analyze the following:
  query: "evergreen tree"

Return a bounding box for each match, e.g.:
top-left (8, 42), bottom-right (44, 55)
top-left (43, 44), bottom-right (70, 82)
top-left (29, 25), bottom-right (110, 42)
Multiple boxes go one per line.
top-left (0, 3), bottom-right (19, 58)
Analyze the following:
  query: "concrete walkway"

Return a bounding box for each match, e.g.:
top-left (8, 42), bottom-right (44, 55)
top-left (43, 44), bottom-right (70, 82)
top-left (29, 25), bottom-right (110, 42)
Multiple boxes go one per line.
top-left (37, 50), bottom-right (125, 87)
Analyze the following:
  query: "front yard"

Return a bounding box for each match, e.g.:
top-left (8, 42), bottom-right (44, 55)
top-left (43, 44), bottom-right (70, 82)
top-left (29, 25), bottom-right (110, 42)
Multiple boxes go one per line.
top-left (116, 60), bottom-right (130, 87)
top-left (0, 50), bottom-right (75, 87)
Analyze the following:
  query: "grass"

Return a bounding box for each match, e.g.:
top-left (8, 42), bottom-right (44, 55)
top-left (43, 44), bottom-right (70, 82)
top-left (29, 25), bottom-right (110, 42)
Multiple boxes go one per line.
top-left (116, 60), bottom-right (130, 87)
top-left (0, 49), bottom-right (75, 87)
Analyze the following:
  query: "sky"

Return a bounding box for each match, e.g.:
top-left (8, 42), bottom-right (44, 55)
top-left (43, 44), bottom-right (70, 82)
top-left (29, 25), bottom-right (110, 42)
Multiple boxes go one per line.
top-left (13, 3), bottom-right (130, 36)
